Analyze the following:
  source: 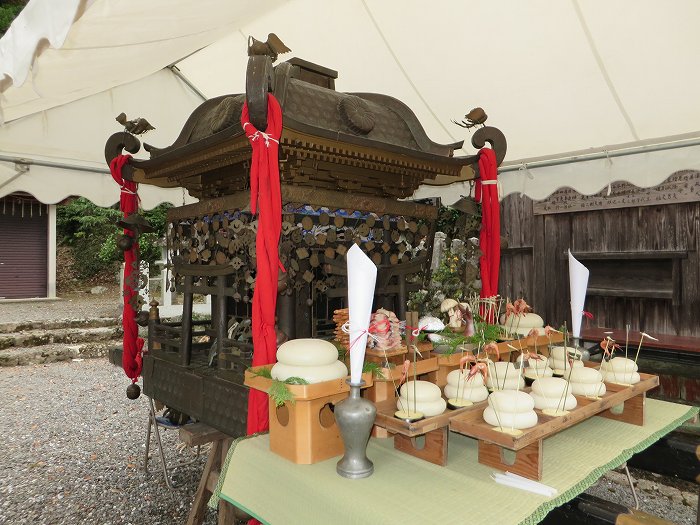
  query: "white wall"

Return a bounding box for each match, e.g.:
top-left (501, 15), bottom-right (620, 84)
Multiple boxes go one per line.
top-left (47, 204), bottom-right (56, 298)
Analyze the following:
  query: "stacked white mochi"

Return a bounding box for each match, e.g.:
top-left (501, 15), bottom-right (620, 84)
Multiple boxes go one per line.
top-left (443, 369), bottom-right (489, 403)
top-left (566, 366), bottom-right (606, 397)
top-left (397, 380), bottom-right (446, 417)
top-left (529, 377), bottom-right (577, 411)
top-left (486, 361), bottom-right (525, 391)
top-left (548, 346), bottom-right (584, 375)
top-left (500, 312), bottom-right (545, 337)
top-left (270, 339), bottom-right (348, 383)
top-left (483, 390), bottom-right (538, 429)
top-left (518, 355), bottom-right (554, 381)
top-left (600, 357), bottom-right (640, 385)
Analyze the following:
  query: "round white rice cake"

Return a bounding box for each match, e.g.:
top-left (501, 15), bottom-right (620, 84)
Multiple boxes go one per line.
top-left (483, 406), bottom-right (538, 429)
top-left (444, 383), bottom-right (488, 402)
top-left (486, 375), bottom-right (525, 391)
top-left (530, 392), bottom-right (577, 411)
top-left (570, 381), bottom-right (607, 397)
top-left (487, 390), bottom-right (535, 413)
top-left (524, 367), bottom-right (553, 380)
top-left (276, 338), bottom-right (338, 366)
top-left (446, 369), bottom-right (485, 387)
top-left (549, 346), bottom-right (583, 361)
top-left (566, 366), bottom-right (603, 384)
top-left (399, 380), bottom-right (442, 402)
top-left (397, 396), bottom-right (446, 417)
top-left (601, 370), bottom-right (640, 384)
top-left (270, 360), bottom-right (347, 384)
top-left (600, 357), bottom-right (638, 374)
top-left (549, 357), bottom-right (584, 372)
top-left (531, 377), bottom-right (568, 398)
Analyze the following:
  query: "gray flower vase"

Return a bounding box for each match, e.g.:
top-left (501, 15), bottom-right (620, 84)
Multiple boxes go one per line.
top-left (335, 380), bottom-right (376, 478)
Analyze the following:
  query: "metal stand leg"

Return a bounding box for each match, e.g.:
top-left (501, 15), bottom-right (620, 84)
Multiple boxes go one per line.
top-left (144, 409), bottom-right (152, 473)
top-left (144, 397), bottom-right (204, 492)
top-left (146, 397), bottom-right (175, 490)
top-left (622, 463), bottom-right (640, 509)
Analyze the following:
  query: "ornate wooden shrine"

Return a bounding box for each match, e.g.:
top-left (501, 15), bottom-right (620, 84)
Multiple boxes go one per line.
top-left (105, 53), bottom-right (506, 437)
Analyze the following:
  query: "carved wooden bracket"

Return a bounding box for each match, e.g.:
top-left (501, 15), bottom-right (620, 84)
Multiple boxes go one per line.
top-left (472, 126), bottom-right (507, 167)
top-left (245, 55), bottom-right (275, 132)
top-left (104, 132), bottom-right (141, 180)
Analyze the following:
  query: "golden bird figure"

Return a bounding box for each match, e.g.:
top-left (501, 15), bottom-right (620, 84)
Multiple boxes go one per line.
top-left (451, 107), bottom-right (488, 129)
top-left (115, 112), bottom-right (155, 135)
top-left (247, 33), bottom-right (291, 62)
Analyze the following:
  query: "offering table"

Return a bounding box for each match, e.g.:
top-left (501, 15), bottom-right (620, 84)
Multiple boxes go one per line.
top-left (213, 399), bottom-right (696, 525)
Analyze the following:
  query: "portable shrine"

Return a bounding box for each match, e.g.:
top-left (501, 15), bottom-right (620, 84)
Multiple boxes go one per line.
top-left (105, 51), bottom-right (507, 438)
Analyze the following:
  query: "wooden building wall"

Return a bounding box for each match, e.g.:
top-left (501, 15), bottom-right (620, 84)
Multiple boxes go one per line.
top-left (498, 172), bottom-right (700, 337)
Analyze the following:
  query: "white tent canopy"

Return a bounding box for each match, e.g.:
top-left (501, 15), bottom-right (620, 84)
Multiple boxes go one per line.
top-left (2, 0), bottom-right (700, 206)
top-left (0, 69), bottom-right (201, 209)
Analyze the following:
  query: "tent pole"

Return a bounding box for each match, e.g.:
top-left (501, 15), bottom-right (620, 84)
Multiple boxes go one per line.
top-left (167, 65), bottom-right (207, 102)
top-left (500, 135), bottom-right (700, 172)
top-left (0, 155), bottom-right (108, 175)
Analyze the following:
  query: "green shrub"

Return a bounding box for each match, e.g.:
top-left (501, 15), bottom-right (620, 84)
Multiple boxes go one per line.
top-left (0, 3), bottom-right (25, 35)
top-left (57, 198), bottom-right (170, 279)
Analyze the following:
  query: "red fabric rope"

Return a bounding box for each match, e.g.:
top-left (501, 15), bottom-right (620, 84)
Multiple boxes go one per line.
top-left (474, 148), bottom-right (500, 323)
top-left (242, 96), bottom-right (283, 435)
top-left (110, 155), bottom-right (145, 383)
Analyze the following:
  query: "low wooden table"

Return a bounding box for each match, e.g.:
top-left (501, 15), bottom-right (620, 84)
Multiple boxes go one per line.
top-left (449, 373), bottom-right (659, 480)
top-left (180, 423), bottom-right (240, 525)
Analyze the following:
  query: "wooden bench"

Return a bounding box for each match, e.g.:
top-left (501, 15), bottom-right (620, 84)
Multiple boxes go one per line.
top-left (580, 327), bottom-right (700, 404)
top-left (580, 327), bottom-right (700, 354)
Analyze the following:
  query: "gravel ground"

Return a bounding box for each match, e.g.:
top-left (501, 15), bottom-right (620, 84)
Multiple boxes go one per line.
top-left (586, 468), bottom-right (698, 524)
top-left (0, 359), bottom-right (217, 525)
top-left (0, 289), bottom-right (122, 325)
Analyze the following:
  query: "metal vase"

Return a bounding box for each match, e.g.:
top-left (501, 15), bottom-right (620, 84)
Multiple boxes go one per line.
top-left (335, 380), bottom-right (376, 479)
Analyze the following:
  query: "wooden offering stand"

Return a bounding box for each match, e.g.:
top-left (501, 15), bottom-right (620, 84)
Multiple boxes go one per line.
top-left (364, 345), bottom-right (408, 366)
top-left (374, 398), bottom-right (473, 466)
top-left (449, 372), bottom-right (659, 480)
top-left (363, 310), bottom-right (439, 438)
top-left (363, 356), bottom-right (439, 438)
top-left (244, 365), bottom-right (373, 464)
top-left (426, 352), bottom-right (464, 389)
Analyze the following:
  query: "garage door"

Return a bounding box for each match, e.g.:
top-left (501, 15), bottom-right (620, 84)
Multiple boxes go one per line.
top-left (0, 198), bottom-right (48, 299)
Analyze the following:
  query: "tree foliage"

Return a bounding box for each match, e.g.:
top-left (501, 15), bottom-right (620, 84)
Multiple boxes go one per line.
top-left (0, 1), bottom-right (26, 35)
top-left (407, 203), bottom-right (482, 316)
top-left (57, 198), bottom-right (171, 279)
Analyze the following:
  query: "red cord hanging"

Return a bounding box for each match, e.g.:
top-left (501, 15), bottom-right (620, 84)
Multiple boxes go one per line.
top-left (110, 155), bottom-right (145, 388)
top-left (241, 95), bottom-right (284, 435)
top-left (474, 148), bottom-right (500, 323)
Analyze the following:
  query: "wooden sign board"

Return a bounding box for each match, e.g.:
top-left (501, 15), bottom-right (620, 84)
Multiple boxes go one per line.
top-left (533, 170), bottom-right (700, 215)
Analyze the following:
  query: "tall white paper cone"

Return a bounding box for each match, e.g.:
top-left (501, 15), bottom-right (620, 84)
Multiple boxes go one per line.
top-left (568, 250), bottom-right (590, 339)
top-left (346, 244), bottom-right (378, 384)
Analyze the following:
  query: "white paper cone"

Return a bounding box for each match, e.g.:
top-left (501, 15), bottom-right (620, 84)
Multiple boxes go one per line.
top-left (346, 244), bottom-right (378, 384)
top-left (568, 250), bottom-right (590, 339)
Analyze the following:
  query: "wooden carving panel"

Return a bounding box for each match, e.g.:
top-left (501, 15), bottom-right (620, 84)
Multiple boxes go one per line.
top-left (533, 171), bottom-right (700, 215)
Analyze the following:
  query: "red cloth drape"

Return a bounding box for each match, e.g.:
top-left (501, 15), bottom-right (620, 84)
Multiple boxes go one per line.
top-left (110, 155), bottom-right (145, 383)
top-left (474, 148), bottom-right (500, 323)
top-left (242, 95), bottom-right (284, 435)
